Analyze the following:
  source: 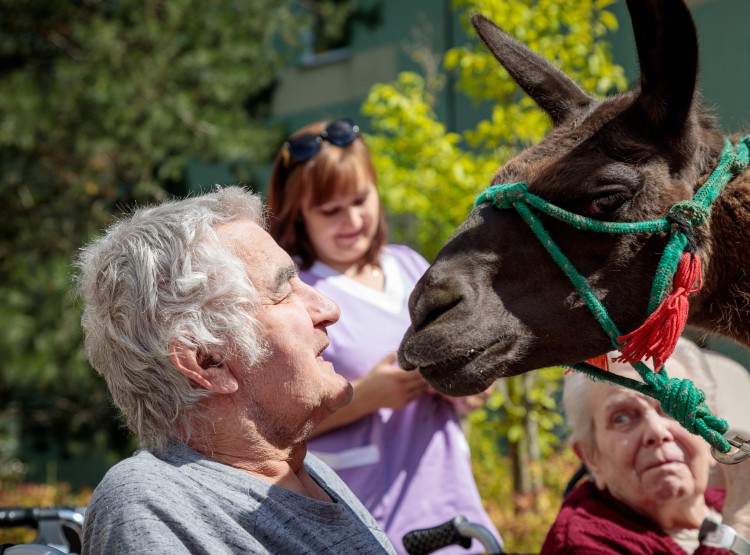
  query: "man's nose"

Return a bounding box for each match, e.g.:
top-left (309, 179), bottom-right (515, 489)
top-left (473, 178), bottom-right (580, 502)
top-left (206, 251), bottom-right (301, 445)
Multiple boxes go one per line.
top-left (306, 285), bottom-right (340, 327)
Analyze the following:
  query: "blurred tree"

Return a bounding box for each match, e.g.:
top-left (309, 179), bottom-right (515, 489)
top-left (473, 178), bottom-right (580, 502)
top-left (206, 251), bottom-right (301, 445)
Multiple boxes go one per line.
top-left (362, 0), bottom-right (627, 507)
top-left (363, 0), bottom-right (627, 259)
top-left (0, 0), bottom-right (348, 480)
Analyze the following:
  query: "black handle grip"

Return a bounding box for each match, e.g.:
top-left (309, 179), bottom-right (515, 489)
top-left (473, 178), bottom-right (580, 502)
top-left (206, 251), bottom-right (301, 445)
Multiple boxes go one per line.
top-left (402, 516), bottom-right (472, 555)
top-left (0, 509), bottom-right (35, 529)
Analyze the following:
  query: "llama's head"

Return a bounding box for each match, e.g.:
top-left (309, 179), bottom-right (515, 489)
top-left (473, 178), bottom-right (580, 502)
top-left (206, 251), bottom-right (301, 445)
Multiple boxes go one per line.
top-left (397, 0), bottom-right (727, 395)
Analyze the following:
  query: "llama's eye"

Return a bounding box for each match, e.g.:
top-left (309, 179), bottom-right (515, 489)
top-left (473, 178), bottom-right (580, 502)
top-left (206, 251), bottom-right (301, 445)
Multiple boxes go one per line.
top-left (585, 192), bottom-right (630, 217)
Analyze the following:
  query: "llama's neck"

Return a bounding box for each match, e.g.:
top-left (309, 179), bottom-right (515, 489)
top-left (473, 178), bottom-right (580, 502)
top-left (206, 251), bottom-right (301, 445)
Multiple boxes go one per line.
top-left (691, 169), bottom-right (750, 345)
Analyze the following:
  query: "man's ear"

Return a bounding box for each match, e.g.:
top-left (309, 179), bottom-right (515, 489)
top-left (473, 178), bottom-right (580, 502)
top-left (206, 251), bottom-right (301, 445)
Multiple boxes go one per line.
top-left (169, 338), bottom-right (239, 394)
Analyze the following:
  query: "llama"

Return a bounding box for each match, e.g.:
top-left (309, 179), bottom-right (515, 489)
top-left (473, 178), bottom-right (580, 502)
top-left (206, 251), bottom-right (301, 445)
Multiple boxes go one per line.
top-left (397, 0), bottom-right (750, 408)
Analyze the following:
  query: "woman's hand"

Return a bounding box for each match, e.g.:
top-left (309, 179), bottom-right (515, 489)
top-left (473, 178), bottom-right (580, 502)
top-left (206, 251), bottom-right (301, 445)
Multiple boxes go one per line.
top-left (355, 352), bottom-right (429, 412)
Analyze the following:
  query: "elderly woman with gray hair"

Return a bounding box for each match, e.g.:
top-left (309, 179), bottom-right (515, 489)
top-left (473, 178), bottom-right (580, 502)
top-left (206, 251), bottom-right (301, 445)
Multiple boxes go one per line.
top-left (76, 186), bottom-right (395, 554)
top-left (541, 338), bottom-right (750, 555)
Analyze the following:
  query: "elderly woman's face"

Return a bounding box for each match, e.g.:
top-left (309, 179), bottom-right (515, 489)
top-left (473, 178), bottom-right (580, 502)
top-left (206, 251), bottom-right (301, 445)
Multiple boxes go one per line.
top-left (583, 360), bottom-right (713, 514)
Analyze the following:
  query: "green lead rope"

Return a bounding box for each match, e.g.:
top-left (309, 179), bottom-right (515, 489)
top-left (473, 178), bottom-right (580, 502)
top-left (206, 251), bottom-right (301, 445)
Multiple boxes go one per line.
top-left (474, 136), bottom-right (750, 453)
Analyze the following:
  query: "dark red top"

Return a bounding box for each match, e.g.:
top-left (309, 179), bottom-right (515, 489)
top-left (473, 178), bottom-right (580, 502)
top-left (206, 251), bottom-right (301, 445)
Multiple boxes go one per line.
top-left (541, 480), bottom-right (730, 554)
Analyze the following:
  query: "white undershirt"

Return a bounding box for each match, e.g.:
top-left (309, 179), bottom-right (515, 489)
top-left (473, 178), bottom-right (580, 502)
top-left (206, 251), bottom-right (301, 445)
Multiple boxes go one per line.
top-left (665, 506), bottom-right (722, 554)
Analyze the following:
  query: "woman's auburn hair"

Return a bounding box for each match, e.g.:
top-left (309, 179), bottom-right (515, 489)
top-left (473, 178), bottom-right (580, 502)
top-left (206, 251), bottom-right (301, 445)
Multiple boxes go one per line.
top-left (267, 120), bottom-right (388, 270)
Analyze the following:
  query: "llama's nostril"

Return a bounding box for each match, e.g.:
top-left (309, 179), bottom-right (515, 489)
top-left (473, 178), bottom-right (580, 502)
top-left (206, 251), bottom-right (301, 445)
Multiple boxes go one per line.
top-left (412, 285), bottom-right (463, 331)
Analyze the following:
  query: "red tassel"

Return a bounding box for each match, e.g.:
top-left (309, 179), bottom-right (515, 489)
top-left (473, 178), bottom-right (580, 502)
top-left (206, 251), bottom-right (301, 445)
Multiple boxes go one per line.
top-left (565, 353), bottom-right (610, 375)
top-left (584, 354), bottom-right (610, 371)
top-left (615, 253), bottom-right (702, 370)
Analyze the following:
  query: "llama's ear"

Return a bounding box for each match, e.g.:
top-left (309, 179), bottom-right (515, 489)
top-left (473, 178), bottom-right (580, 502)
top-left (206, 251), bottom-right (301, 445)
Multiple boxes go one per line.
top-left (471, 13), bottom-right (593, 127)
top-left (628, 0), bottom-right (699, 134)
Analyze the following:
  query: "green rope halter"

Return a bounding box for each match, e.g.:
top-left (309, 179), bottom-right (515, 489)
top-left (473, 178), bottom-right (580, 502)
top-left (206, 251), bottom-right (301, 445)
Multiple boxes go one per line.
top-left (475, 135), bottom-right (750, 453)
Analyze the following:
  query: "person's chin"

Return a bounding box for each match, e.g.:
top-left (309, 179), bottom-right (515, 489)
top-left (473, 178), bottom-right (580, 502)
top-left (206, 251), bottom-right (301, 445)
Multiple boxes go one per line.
top-left (326, 379), bottom-right (354, 411)
top-left (335, 239), bottom-right (369, 257)
top-left (643, 466), bottom-right (692, 500)
top-left (342, 381), bottom-right (354, 405)
top-left (337, 378), bottom-right (354, 401)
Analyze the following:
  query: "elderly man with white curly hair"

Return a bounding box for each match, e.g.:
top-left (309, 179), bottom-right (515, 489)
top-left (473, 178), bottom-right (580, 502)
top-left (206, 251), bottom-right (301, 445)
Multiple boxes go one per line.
top-left (76, 186), bottom-right (395, 554)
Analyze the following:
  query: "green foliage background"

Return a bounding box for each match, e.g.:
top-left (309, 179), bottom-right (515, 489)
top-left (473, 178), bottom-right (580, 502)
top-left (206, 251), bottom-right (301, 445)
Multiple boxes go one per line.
top-left (364, 0), bottom-right (627, 260)
top-left (0, 0), bottom-right (340, 478)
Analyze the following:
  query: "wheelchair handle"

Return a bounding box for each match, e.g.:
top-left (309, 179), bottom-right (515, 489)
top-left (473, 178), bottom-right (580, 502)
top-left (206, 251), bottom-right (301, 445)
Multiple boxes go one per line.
top-left (0, 507), bottom-right (85, 555)
top-left (403, 515), bottom-right (504, 555)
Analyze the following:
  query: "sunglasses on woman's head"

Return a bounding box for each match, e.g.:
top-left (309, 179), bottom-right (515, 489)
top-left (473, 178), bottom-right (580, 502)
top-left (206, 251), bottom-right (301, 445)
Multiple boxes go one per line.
top-left (283, 118), bottom-right (360, 167)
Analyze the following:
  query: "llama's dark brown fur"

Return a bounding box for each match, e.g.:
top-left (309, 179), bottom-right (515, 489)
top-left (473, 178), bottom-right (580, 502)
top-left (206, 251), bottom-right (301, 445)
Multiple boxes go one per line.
top-left (397, 0), bottom-right (750, 396)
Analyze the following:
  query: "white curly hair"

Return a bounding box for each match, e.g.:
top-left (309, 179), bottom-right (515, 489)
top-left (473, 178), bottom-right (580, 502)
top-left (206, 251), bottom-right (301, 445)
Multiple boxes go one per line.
top-left (75, 186), bottom-right (267, 451)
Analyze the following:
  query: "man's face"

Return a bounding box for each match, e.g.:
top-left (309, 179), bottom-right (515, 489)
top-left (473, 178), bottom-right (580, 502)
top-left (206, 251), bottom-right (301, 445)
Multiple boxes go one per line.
top-left (218, 220), bottom-right (352, 444)
top-left (582, 359), bottom-right (713, 515)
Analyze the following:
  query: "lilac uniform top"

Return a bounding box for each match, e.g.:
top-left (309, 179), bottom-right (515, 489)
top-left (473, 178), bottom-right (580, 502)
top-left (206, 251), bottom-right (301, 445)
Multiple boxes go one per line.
top-left (301, 244), bottom-right (501, 555)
